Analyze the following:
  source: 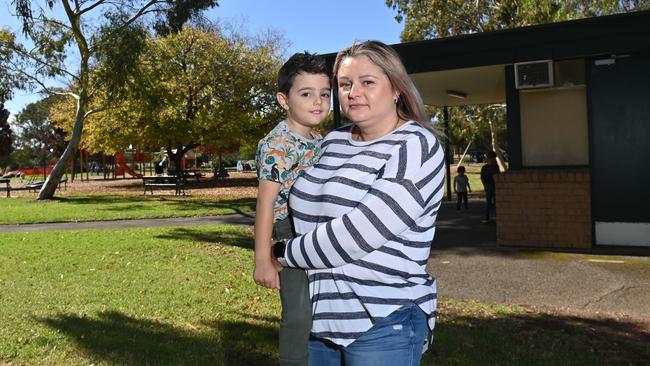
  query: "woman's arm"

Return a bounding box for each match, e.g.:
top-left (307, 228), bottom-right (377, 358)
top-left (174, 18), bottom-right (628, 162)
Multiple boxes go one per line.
top-left (284, 135), bottom-right (445, 269)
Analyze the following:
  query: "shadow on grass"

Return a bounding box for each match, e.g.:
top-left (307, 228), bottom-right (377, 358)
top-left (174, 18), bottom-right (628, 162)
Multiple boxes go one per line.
top-left (155, 227), bottom-right (254, 250)
top-left (424, 308), bottom-right (650, 365)
top-left (37, 311), bottom-right (278, 366)
top-left (35, 306), bottom-right (649, 365)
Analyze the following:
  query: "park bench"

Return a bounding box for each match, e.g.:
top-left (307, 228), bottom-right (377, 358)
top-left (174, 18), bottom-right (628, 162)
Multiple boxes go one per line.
top-left (0, 179), bottom-right (9, 198)
top-left (24, 178), bottom-right (68, 193)
top-left (1, 178), bottom-right (67, 197)
top-left (142, 175), bottom-right (185, 196)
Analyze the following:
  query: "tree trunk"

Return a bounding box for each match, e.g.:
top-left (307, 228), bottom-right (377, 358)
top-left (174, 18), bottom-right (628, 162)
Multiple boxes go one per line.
top-left (37, 3), bottom-right (90, 199)
top-left (37, 95), bottom-right (86, 199)
top-left (487, 116), bottom-right (507, 172)
top-left (166, 144), bottom-right (197, 176)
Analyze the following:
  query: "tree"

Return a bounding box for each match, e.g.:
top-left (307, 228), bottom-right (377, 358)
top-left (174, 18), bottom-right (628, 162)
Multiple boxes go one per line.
top-left (14, 95), bottom-right (67, 169)
top-left (386, 0), bottom-right (650, 169)
top-left (0, 103), bottom-right (12, 165)
top-left (54, 25), bottom-right (283, 175)
top-left (3, 0), bottom-right (218, 199)
top-left (387, 0), bottom-right (650, 41)
top-left (1, 29), bottom-right (25, 104)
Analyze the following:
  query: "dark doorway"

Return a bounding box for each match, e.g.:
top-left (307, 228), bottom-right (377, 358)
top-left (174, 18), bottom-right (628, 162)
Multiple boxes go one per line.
top-left (589, 53), bottom-right (650, 246)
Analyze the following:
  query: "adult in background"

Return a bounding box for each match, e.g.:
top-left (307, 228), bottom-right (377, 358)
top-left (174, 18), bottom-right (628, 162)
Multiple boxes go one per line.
top-left (480, 150), bottom-right (500, 223)
top-left (272, 40), bottom-right (445, 366)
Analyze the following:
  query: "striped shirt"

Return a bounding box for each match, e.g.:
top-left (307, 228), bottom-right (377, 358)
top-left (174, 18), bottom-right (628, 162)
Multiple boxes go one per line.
top-left (286, 121), bottom-right (445, 347)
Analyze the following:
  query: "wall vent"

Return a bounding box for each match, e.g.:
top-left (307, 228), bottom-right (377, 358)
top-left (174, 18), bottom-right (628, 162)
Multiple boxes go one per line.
top-left (515, 60), bottom-right (554, 89)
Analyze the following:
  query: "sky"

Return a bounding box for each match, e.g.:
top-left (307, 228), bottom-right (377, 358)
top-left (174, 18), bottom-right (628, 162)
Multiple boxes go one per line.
top-left (1, 0), bottom-right (404, 118)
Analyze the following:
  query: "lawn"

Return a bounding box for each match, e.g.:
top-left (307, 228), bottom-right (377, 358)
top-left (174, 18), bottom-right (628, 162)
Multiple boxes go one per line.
top-left (1, 226), bottom-right (648, 365)
top-left (0, 195), bottom-right (256, 225)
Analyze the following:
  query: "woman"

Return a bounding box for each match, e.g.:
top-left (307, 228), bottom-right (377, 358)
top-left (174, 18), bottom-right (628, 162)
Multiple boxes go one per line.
top-left (272, 40), bottom-right (445, 366)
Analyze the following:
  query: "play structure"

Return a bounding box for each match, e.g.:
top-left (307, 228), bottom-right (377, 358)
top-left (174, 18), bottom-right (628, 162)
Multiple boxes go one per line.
top-left (114, 153), bottom-right (142, 178)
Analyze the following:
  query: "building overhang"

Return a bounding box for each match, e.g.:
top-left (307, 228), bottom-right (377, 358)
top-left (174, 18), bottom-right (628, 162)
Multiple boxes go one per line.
top-left (324, 10), bottom-right (650, 107)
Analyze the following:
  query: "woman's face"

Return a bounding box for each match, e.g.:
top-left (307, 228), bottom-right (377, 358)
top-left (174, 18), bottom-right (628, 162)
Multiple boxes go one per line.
top-left (337, 55), bottom-right (399, 131)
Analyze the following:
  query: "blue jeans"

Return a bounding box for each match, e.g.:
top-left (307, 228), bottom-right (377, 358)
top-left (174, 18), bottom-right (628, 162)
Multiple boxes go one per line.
top-left (309, 303), bottom-right (429, 366)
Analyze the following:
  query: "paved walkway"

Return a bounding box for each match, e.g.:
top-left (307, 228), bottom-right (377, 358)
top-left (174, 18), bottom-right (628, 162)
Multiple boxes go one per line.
top-left (2, 200), bottom-right (649, 320)
top-left (0, 213), bottom-right (255, 232)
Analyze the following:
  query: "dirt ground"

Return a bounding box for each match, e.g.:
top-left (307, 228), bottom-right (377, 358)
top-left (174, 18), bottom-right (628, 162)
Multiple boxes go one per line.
top-left (7, 172), bottom-right (258, 199)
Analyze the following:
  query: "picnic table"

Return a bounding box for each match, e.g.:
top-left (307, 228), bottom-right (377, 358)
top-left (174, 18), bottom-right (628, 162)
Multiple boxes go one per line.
top-left (0, 179), bottom-right (9, 198)
top-left (142, 175), bottom-right (185, 195)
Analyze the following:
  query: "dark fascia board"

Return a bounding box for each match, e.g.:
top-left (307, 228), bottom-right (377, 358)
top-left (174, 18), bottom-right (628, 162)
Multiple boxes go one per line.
top-left (324, 10), bottom-right (650, 74)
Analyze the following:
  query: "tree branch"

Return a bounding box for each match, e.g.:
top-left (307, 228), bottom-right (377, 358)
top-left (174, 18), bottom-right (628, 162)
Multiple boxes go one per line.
top-left (12, 66), bottom-right (79, 100)
top-left (6, 44), bottom-right (79, 81)
top-left (61, 0), bottom-right (90, 59)
top-left (77, 0), bottom-right (106, 16)
top-left (89, 4), bottom-right (166, 53)
top-left (84, 104), bottom-right (116, 118)
top-left (33, 15), bottom-right (74, 32)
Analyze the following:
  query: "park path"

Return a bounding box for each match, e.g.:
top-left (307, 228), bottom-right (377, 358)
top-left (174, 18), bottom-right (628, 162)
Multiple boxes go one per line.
top-left (0, 213), bottom-right (254, 232)
top-left (1, 202), bottom-right (649, 321)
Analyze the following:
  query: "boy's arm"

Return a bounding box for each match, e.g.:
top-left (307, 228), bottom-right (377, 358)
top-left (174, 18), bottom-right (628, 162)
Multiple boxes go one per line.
top-left (467, 177), bottom-right (471, 192)
top-left (453, 176), bottom-right (458, 193)
top-left (254, 179), bottom-right (283, 289)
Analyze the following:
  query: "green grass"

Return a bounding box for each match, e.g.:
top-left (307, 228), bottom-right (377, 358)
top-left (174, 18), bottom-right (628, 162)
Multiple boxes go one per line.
top-left (1, 225), bottom-right (279, 365)
top-left (1, 226), bottom-right (648, 365)
top-left (466, 172), bottom-right (482, 193)
top-left (0, 195), bottom-right (256, 225)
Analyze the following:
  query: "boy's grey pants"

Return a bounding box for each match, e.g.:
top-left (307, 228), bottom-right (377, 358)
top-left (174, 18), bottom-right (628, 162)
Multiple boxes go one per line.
top-left (274, 218), bottom-right (311, 366)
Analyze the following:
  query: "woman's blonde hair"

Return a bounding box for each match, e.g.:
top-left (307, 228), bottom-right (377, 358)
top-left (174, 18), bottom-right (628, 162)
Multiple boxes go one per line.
top-left (333, 40), bottom-right (434, 132)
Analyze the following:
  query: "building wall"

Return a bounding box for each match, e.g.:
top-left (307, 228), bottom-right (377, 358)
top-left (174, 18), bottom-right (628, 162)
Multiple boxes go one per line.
top-left (495, 169), bottom-right (591, 248)
top-left (519, 86), bottom-right (589, 166)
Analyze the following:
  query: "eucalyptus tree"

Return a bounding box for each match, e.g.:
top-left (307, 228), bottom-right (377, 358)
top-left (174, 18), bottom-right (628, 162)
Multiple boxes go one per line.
top-left (3, 0), bottom-right (218, 199)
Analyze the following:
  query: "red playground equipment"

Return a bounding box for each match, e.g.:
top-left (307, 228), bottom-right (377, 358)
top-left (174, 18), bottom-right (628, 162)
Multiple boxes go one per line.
top-left (114, 153), bottom-right (142, 178)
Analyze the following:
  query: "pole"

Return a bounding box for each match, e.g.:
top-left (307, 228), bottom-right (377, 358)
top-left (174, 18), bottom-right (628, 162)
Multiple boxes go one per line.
top-left (444, 106), bottom-right (452, 201)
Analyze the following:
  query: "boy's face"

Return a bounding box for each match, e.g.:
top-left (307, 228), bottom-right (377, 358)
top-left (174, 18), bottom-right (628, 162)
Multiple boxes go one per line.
top-left (277, 72), bottom-right (331, 129)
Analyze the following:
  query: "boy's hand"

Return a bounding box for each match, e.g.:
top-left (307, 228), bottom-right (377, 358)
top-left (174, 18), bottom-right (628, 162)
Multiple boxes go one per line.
top-left (254, 260), bottom-right (281, 289)
top-left (271, 256), bottom-right (284, 272)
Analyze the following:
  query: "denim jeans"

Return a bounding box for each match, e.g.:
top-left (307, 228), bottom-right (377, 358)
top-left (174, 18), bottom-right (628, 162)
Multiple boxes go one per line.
top-left (308, 303), bottom-right (429, 366)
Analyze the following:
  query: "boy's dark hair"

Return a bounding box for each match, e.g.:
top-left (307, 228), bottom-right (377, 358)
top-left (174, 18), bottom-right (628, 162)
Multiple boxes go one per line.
top-left (277, 52), bottom-right (329, 95)
top-left (486, 151), bottom-right (497, 159)
top-left (457, 166), bottom-right (466, 173)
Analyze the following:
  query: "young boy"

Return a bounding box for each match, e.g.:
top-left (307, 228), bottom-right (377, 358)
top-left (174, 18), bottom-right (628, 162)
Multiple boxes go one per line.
top-left (454, 165), bottom-right (471, 210)
top-left (254, 52), bottom-right (331, 366)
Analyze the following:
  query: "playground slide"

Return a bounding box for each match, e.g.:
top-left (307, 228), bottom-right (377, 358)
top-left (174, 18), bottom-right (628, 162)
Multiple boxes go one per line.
top-left (116, 162), bottom-right (142, 178)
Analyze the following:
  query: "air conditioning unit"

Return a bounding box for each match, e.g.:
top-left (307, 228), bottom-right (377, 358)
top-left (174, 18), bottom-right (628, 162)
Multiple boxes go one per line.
top-left (515, 60), bottom-right (554, 89)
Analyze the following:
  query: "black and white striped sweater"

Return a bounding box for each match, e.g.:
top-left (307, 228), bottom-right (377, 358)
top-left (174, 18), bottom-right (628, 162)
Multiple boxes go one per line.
top-left (286, 121), bottom-right (445, 346)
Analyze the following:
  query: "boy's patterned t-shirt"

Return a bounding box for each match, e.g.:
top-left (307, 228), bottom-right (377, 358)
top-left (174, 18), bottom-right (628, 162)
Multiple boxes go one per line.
top-left (256, 120), bottom-right (321, 221)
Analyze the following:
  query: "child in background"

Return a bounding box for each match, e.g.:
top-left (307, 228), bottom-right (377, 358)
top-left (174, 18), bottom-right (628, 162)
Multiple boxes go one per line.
top-left (253, 52), bottom-right (331, 366)
top-left (454, 165), bottom-right (471, 210)
top-left (481, 151), bottom-right (500, 222)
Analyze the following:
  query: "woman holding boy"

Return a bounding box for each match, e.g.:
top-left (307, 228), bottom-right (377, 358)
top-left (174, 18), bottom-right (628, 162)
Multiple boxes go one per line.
top-left (272, 40), bottom-right (445, 366)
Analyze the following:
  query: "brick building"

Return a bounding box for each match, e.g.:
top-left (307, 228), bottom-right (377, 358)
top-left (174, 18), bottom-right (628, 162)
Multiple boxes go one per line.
top-left (327, 11), bottom-right (650, 249)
